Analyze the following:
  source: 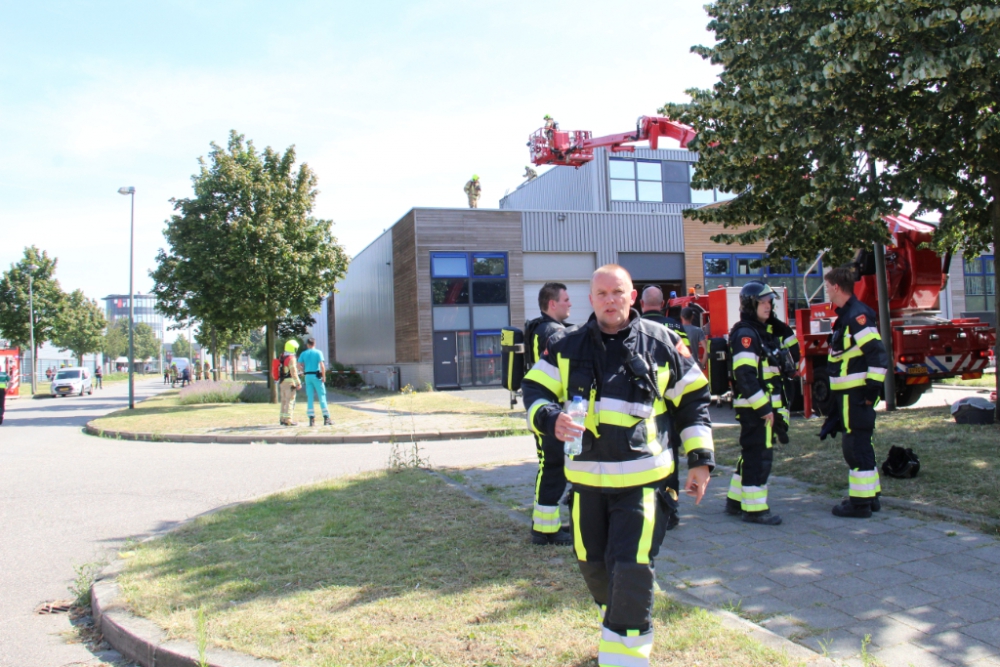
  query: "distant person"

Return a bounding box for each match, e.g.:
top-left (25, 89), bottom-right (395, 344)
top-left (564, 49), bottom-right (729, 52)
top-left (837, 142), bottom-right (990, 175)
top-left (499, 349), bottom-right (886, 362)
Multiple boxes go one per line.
top-left (181, 366), bottom-right (191, 387)
top-left (163, 367), bottom-right (170, 385)
top-left (464, 175), bottom-right (481, 208)
top-left (46, 367), bottom-right (53, 381)
top-left (298, 338), bottom-right (331, 427)
top-left (169, 364), bottom-right (178, 387)
top-left (277, 340), bottom-right (302, 427)
top-left (0, 361), bottom-right (9, 425)
top-left (94, 366), bottom-right (103, 389)
top-left (639, 286), bottom-right (690, 346)
top-left (681, 307), bottom-right (707, 370)
top-left (523, 166), bottom-right (538, 181)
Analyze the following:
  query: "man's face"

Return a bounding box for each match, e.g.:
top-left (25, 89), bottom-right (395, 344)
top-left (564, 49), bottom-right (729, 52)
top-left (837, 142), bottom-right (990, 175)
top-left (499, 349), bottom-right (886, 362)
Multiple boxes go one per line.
top-left (590, 270), bottom-right (636, 333)
top-left (549, 289), bottom-right (572, 322)
top-left (756, 296), bottom-right (773, 322)
top-left (826, 281), bottom-right (848, 306)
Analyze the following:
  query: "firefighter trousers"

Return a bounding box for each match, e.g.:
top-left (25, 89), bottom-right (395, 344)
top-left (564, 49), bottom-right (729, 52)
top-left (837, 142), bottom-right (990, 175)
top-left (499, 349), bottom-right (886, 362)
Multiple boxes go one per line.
top-left (573, 485), bottom-right (668, 667)
top-left (532, 433), bottom-right (567, 533)
top-left (835, 390), bottom-right (881, 506)
top-left (727, 408), bottom-right (774, 514)
top-left (279, 381), bottom-right (297, 421)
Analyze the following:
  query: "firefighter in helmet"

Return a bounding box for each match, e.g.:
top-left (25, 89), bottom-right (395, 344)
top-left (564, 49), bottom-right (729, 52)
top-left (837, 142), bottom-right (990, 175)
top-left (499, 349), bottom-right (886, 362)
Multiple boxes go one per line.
top-left (278, 340), bottom-right (302, 426)
top-left (725, 281), bottom-right (785, 525)
top-left (464, 175), bottom-right (481, 208)
top-left (543, 114), bottom-right (559, 140)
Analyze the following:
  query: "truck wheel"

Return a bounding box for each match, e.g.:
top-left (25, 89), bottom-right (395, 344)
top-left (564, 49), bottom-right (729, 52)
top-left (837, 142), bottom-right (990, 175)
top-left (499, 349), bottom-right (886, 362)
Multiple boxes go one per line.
top-left (811, 369), bottom-right (834, 417)
top-left (895, 383), bottom-right (928, 408)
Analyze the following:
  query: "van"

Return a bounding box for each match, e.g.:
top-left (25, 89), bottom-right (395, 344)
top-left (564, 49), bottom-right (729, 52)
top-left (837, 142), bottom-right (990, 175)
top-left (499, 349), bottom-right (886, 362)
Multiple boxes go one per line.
top-left (171, 358), bottom-right (190, 375)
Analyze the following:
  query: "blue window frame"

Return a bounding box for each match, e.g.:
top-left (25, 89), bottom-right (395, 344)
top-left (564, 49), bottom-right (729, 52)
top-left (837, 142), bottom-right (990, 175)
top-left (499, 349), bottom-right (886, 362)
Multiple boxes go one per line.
top-left (963, 254), bottom-right (995, 313)
top-left (474, 330), bottom-right (502, 357)
top-left (472, 253), bottom-right (507, 277)
top-left (431, 253), bottom-right (469, 278)
top-left (702, 253), bottom-right (825, 321)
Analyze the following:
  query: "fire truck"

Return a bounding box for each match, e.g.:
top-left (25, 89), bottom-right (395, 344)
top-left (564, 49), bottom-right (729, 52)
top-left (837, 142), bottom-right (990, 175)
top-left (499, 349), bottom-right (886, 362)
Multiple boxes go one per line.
top-left (527, 116), bottom-right (997, 415)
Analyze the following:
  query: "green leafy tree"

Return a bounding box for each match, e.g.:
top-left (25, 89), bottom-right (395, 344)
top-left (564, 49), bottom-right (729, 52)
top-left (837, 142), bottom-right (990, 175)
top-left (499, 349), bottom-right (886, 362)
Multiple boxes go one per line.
top-left (53, 290), bottom-right (107, 367)
top-left (664, 0), bottom-right (1000, 414)
top-left (132, 322), bottom-right (161, 363)
top-left (0, 247), bottom-right (65, 366)
top-left (151, 131), bottom-right (349, 401)
top-left (170, 334), bottom-right (192, 360)
top-left (101, 321), bottom-right (127, 363)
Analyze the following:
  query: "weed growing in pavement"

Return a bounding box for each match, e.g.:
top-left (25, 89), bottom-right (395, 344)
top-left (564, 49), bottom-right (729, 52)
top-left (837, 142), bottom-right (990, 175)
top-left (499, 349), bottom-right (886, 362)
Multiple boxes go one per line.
top-left (815, 637), bottom-right (832, 658)
top-left (386, 385), bottom-right (427, 470)
top-left (196, 606), bottom-right (209, 667)
top-left (69, 561), bottom-right (104, 607)
top-left (860, 633), bottom-right (881, 667)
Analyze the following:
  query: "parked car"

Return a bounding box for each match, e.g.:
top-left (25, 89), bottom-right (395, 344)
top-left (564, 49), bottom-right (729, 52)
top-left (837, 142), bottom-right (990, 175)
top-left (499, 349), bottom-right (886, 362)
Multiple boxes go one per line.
top-left (50, 367), bottom-right (93, 397)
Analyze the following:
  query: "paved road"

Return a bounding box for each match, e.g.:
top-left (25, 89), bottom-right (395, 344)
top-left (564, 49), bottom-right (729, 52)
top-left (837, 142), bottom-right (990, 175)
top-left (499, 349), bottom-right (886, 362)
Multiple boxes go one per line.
top-left (0, 379), bottom-right (536, 667)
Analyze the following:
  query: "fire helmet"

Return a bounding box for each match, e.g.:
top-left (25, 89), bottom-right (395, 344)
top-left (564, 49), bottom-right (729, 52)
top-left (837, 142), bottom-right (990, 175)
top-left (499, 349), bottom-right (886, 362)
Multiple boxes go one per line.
top-left (739, 281), bottom-right (777, 316)
top-left (284, 340), bottom-right (300, 353)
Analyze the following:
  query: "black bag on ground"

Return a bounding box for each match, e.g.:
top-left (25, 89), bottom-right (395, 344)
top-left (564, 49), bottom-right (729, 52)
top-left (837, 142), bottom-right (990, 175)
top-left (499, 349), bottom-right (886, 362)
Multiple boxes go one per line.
top-left (882, 445), bottom-right (920, 478)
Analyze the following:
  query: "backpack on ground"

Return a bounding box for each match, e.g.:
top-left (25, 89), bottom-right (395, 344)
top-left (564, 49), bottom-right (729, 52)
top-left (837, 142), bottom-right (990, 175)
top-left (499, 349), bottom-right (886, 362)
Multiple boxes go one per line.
top-left (500, 317), bottom-right (544, 392)
top-left (882, 445), bottom-right (920, 478)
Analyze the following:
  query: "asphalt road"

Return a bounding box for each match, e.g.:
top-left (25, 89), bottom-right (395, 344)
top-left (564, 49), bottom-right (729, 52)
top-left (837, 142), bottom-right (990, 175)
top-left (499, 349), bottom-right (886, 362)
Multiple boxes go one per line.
top-left (0, 379), bottom-right (536, 667)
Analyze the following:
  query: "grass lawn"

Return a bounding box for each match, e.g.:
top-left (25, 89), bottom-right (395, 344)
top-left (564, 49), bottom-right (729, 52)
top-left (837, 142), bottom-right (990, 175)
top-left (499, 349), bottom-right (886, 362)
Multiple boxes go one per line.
top-left (88, 389), bottom-right (524, 437)
top-left (713, 405), bottom-right (1000, 520)
top-left (117, 469), bottom-right (803, 667)
top-left (939, 372), bottom-right (998, 388)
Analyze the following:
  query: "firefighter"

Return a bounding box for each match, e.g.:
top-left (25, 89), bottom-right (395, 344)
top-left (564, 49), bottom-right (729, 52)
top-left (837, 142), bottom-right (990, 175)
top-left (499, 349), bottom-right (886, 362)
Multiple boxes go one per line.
top-left (0, 361), bottom-right (8, 425)
top-left (278, 340), bottom-right (302, 427)
top-left (522, 265), bottom-right (714, 667)
top-left (526, 282), bottom-right (574, 545)
top-left (824, 266), bottom-right (889, 518)
top-left (523, 166), bottom-right (538, 181)
top-left (463, 175), bottom-right (481, 208)
top-left (766, 309), bottom-right (800, 421)
top-left (543, 114), bottom-right (559, 139)
top-left (725, 281), bottom-right (784, 525)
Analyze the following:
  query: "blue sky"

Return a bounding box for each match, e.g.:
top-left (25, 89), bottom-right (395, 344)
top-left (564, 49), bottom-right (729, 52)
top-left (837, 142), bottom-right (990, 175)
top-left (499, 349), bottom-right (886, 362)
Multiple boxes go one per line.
top-left (0, 1), bottom-right (722, 341)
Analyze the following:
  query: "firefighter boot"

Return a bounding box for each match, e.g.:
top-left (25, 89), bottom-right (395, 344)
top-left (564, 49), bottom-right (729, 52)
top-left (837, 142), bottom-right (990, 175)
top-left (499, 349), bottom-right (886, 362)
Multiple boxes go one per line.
top-left (743, 510), bottom-right (783, 525)
top-left (725, 499), bottom-right (742, 516)
top-left (309, 416), bottom-right (315, 427)
top-left (832, 499), bottom-right (872, 518)
top-left (531, 529), bottom-right (572, 546)
top-left (323, 416), bottom-right (332, 426)
top-left (871, 494), bottom-right (881, 512)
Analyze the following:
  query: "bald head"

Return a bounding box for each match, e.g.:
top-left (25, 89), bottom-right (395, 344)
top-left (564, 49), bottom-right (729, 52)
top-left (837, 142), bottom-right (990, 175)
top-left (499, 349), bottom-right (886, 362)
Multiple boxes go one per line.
top-left (590, 264), bottom-right (637, 334)
top-left (640, 285), bottom-right (664, 312)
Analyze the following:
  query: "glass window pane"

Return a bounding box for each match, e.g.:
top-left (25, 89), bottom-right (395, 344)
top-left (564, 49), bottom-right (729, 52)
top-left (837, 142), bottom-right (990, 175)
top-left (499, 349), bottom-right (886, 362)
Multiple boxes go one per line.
top-left (705, 277), bottom-right (732, 290)
top-left (472, 279), bottom-right (508, 304)
top-left (637, 180), bottom-right (663, 202)
top-left (474, 332), bottom-right (501, 356)
top-left (609, 160), bottom-right (634, 179)
top-left (691, 188), bottom-right (715, 204)
top-left (768, 258), bottom-right (793, 275)
top-left (966, 296), bottom-right (986, 312)
top-left (806, 277), bottom-right (825, 302)
top-left (432, 255), bottom-right (468, 277)
top-left (610, 179), bottom-right (636, 201)
top-left (662, 182), bottom-right (691, 203)
top-left (662, 162), bottom-right (689, 183)
top-left (704, 257), bottom-right (731, 276)
top-left (474, 358), bottom-right (502, 386)
top-left (432, 278), bottom-right (469, 304)
top-left (964, 257), bottom-right (981, 274)
top-left (432, 307), bottom-right (470, 331)
top-left (473, 305), bottom-right (509, 329)
top-left (456, 332), bottom-right (472, 385)
top-left (473, 255), bottom-right (506, 276)
top-left (636, 162), bottom-right (662, 181)
top-left (736, 257), bottom-right (764, 275)
top-left (984, 257), bottom-right (995, 275)
top-left (966, 276), bottom-right (985, 296)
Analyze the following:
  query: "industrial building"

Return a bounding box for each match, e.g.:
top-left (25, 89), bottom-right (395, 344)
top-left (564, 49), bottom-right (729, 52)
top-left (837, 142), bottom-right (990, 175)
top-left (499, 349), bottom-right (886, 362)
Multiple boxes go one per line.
top-left (103, 294), bottom-right (165, 341)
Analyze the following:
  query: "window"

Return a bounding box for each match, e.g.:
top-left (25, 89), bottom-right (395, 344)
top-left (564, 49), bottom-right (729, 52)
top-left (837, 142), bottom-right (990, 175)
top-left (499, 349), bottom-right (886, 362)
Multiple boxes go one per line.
top-left (473, 331), bottom-right (502, 386)
top-left (431, 254), bottom-right (468, 278)
top-left (964, 254), bottom-right (995, 312)
top-left (609, 159), bottom-right (664, 203)
top-left (472, 280), bottom-right (508, 304)
top-left (689, 164), bottom-right (741, 204)
top-left (432, 279), bottom-right (469, 305)
top-left (702, 253), bottom-right (825, 320)
top-left (473, 254), bottom-right (506, 276)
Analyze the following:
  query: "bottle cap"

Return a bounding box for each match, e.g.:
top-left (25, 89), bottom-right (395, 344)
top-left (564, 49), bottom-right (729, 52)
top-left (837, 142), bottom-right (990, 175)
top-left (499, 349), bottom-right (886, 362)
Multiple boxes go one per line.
top-left (572, 395), bottom-right (582, 401)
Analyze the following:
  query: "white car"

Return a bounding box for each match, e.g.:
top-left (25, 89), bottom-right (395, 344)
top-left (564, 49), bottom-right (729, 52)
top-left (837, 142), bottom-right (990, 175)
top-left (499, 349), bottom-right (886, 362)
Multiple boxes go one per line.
top-left (50, 367), bottom-right (93, 397)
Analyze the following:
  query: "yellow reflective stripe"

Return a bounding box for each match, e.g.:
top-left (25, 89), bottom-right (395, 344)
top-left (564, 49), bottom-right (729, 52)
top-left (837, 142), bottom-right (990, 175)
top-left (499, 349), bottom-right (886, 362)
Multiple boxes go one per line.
top-left (585, 387), bottom-right (600, 437)
top-left (680, 424), bottom-right (714, 455)
top-left (532, 332), bottom-right (541, 365)
top-left (527, 399), bottom-right (553, 435)
top-left (843, 394), bottom-right (851, 432)
top-left (782, 335), bottom-right (797, 349)
top-left (666, 366), bottom-right (709, 406)
top-left (524, 361), bottom-right (562, 398)
top-left (652, 397), bottom-right (667, 416)
top-left (733, 357), bottom-right (757, 371)
top-left (599, 411), bottom-right (642, 427)
top-left (565, 450), bottom-right (674, 489)
top-left (657, 364), bottom-right (669, 398)
top-left (868, 366), bottom-right (887, 382)
top-left (765, 418), bottom-right (773, 449)
top-left (506, 352), bottom-right (514, 389)
top-left (572, 492), bottom-right (586, 561)
top-left (557, 354), bottom-right (571, 403)
top-left (636, 487), bottom-right (656, 565)
top-left (644, 417), bottom-right (662, 455)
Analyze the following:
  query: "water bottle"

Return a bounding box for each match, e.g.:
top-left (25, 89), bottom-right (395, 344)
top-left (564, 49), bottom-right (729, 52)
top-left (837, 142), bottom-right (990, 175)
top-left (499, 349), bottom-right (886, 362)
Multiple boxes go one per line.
top-left (564, 395), bottom-right (587, 457)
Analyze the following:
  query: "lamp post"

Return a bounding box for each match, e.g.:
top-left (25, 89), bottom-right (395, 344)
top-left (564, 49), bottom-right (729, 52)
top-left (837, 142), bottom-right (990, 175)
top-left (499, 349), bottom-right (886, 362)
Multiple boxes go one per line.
top-left (118, 186), bottom-right (136, 409)
top-left (26, 263), bottom-right (37, 395)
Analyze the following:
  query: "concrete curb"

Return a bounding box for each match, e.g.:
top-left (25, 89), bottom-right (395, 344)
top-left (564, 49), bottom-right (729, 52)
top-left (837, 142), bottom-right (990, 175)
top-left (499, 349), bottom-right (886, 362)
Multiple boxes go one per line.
top-left (83, 422), bottom-right (523, 444)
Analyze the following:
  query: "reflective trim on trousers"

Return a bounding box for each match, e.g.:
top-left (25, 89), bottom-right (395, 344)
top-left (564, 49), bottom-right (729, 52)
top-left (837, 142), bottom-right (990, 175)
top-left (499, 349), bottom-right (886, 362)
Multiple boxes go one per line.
top-left (565, 450), bottom-right (674, 489)
top-left (733, 389), bottom-right (768, 410)
top-left (532, 503), bottom-right (561, 532)
top-left (572, 492), bottom-right (586, 561)
top-left (636, 487), bottom-right (657, 565)
top-left (728, 472), bottom-right (742, 502)
top-left (599, 626), bottom-right (653, 667)
top-left (741, 485), bottom-right (768, 512)
top-left (849, 469), bottom-right (879, 498)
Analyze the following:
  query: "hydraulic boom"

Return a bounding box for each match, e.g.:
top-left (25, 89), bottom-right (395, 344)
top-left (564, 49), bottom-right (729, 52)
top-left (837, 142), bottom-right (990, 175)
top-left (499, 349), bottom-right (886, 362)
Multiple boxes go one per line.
top-left (528, 115), bottom-right (696, 167)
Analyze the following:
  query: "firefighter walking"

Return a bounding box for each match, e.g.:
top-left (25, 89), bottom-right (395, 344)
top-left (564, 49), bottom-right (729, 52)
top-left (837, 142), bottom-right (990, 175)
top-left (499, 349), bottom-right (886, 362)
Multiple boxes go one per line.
top-left (824, 267), bottom-right (889, 518)
top-left (527, 282), bottom-right (573, 546)
top-left (725, 282), bottom-right (784, 525)
top-left (522, 265), bottom-right (714, 667)
top-left (277, 340), bottom-right (302, 427)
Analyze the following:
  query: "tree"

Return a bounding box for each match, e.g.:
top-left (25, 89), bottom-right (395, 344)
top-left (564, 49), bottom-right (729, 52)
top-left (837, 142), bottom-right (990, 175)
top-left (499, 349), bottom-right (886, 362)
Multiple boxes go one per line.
top-left (132, 322), bottom-right (161, 364)
top-left (170, 334), bottom-right (191, 360)
top-left (664, 0), bottom-right (1000, 416)
top-left (53, 290), bottom-right (107, 367)
top-left (101, 322), bottom-right (127, 364)
top-left (152, 131), bottom-right (349, 401)
top-left (0, 247), bottom-right (65, 368)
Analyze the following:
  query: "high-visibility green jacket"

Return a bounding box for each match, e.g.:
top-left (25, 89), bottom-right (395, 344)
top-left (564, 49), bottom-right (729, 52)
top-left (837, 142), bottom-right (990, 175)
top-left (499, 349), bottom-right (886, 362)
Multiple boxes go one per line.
top-left (521, 310), bottom-right (714, 493)
top-left (0, 370), bottom-right (8, 389)
top-left (827, 295), bottom-right (889, 403)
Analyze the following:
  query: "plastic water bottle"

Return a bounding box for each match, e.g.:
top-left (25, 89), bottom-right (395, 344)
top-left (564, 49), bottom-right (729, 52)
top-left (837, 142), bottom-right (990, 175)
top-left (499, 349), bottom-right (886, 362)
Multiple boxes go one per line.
top-left (564, 395), bottom-right (587, 457)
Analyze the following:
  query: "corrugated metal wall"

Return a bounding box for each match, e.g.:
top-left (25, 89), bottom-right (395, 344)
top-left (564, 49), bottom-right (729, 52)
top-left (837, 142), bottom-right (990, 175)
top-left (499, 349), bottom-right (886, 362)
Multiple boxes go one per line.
top-left (500, 161), bottom-right (596, 211)
top-left (333, 230), bottom-right (396, 365)
top-left (522, 211), bottom-right (684, 266)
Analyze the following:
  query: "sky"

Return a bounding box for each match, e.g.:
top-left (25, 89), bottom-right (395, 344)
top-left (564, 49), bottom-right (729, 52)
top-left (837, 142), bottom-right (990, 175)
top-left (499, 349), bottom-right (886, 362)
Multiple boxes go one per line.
top-left (0, 1), bottom-right (723, 342)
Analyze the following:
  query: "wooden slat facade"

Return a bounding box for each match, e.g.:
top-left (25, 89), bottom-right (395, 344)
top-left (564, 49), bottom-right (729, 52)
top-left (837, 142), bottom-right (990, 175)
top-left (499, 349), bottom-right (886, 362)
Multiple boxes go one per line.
top-left (392, 211), bottom-right (418, 363)
top-left (683, 211), bottom-right (769, 292)
top-left (412, 209), bottom-right (524, 364)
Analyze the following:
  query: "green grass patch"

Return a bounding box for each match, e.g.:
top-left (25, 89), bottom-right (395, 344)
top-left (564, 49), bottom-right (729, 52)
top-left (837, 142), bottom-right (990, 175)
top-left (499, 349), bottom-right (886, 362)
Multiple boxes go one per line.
top-left (118, 469), bottom-right (802, 667)
top-left (939, 373), bottom-right (997, 388)
top-left (714, 405), bottom-right (1000, 518)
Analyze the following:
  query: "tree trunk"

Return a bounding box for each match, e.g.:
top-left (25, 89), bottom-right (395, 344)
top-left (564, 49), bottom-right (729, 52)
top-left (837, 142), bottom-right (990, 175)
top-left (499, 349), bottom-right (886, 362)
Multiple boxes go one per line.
top-left (990, 173), bottom-right (1000, 424)
top-left (211, 326), bottom-right (220, 382)
top-left (266, 320), bottom-right (278, 404)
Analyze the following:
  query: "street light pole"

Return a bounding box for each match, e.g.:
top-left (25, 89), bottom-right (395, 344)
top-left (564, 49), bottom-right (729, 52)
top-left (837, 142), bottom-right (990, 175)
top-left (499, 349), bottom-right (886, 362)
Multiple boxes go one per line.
top-left (119, 186), bottom-right (136, 409)
top-left (26, 263), bottom-right (37, 396)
